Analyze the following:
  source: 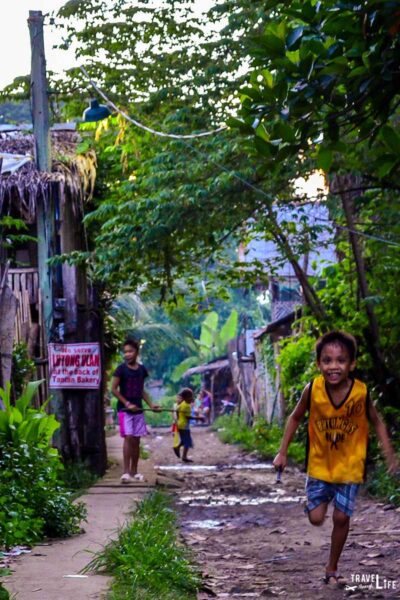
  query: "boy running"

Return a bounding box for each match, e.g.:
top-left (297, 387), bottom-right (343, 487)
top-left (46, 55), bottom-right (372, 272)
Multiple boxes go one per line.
top-left (273, 330), bottom-right (398, 586)
top-left (112, 339), bottom-right (159, 483)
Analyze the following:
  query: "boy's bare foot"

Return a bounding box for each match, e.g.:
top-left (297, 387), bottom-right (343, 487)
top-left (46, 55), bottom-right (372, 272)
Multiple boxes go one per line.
top-left (182, 458), bottom-right (193, 463)
top-left (173, 446), bottom-right (181, 458)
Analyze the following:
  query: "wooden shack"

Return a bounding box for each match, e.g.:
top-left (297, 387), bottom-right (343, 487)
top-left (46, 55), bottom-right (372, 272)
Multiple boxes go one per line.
top-left (183, 358), bottom-right (233, 421)
top-left (0, 126), bottom-right (106, 474)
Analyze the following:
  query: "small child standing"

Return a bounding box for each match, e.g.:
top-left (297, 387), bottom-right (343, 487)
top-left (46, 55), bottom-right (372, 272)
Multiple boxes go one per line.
top-left (174, 387), bottom-right (197, 462)
top-left (273, 330), bottom-right (398, 587)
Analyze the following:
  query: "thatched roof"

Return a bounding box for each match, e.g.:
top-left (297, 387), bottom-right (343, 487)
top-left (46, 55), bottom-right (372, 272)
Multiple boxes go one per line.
top-left (0, 129), bottom-right (96, 224)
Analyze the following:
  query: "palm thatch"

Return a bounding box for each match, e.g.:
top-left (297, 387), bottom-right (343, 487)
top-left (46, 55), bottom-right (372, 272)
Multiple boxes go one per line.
top-left (0, 129), bottom-right (96, 224)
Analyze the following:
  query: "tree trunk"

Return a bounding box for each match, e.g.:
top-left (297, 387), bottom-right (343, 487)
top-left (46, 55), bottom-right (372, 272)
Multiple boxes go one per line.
top-left (268, 213), bottom-right (329, 324)
top-left (330, 174), bottom-right (399, 408)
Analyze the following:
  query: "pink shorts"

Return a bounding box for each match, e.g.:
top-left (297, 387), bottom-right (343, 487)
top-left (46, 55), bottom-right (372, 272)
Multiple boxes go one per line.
top-left (118, 411), bottom-right (148, 437)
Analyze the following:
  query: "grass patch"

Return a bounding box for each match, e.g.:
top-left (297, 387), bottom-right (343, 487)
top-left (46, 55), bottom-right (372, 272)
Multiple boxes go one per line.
top-left (212, 414), bottom-right (305, 464)
top-left (83, 490), bottom-right (201, 600)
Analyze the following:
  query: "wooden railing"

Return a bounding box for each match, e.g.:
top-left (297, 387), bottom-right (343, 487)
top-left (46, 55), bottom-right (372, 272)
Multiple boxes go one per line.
top-left (7, 267), bottom-right (47, 407)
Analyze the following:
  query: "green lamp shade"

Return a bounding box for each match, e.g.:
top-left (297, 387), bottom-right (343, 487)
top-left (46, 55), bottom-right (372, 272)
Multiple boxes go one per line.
top-left (83, 99), bottom-right (111, 122)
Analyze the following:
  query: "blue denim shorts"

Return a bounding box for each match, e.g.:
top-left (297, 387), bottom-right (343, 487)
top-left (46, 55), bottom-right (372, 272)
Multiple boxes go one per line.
top-left (305, 476), bottom-right (360, 517)
top-left (178, 428), bottom-right (193, 449)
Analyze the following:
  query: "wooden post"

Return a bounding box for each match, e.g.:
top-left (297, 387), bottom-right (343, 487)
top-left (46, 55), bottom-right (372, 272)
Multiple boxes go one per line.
top-left (0, 263), bottom-right (17, 394)
top-left (28, 10), bottom-right (53, 341)
top-left (28, 11), bottom-right (66, 439)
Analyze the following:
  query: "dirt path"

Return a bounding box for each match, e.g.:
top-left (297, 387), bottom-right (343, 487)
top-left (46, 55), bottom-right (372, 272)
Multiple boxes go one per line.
top-left (149, 427), bottom-right (400, 600)
top-left (4, 427), bottom-right (399, 600)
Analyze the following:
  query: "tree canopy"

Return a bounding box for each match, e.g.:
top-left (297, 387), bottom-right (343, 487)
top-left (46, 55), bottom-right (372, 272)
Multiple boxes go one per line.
top-left (50, 0), bottom-right (328, 315)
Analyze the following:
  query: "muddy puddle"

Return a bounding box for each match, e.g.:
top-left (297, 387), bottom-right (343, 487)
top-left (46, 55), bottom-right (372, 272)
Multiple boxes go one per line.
top-left (183, 519), bottom-right (224, 529)
top-left (178, 487), bottom-right (304, 507)
top-left (155, 462), bottom-right (275, 473)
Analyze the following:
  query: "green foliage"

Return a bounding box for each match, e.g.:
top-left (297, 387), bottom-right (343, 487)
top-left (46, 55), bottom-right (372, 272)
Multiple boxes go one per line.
top-left (110, 293), bottom-right (197, 383)
top-left (234, 0), bottom-right (400, 406)
top-left (83, 491), bottom-right (200, 600)
top-left (0, 383), bottom-right (86, 549)
top-left (238, 0), bottom-right (400, 179)
top-left (213, 414), bottom-right (305, 464)
top-left (0, 441), bottom-right (86, 548)
top-left (0, 217), bottom-right (36, 268)
top-left (11, 343), bottom-right (35, 398)
top-left (278, 334), bottom-right (317, 413)
top-left (48, 1), bottom-right (319, 303)
top-left (171, 309), bottom-right (238, 382)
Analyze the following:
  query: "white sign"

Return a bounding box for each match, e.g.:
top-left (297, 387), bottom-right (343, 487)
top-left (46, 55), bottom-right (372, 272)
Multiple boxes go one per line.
top-left (48, 343), bottom-right (101, 389)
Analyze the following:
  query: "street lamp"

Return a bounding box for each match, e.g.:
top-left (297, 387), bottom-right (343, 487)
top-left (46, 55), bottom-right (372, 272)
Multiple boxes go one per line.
top-left (83, 99), bottom-right (112, 122)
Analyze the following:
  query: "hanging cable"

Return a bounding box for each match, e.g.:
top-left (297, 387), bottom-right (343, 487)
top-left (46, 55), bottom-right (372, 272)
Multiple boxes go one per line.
top-left (79, 66), bottom-right (227, 139)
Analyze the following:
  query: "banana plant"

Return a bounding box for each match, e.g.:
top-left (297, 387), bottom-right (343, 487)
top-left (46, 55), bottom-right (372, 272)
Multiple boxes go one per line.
top-left (171, 309), bottom-right (238, 382)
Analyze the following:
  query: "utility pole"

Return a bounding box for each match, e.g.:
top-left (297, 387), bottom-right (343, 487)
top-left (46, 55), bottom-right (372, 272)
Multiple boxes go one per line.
top-left (28, 10), bottom-right (54, 342)
top-left (27, 12), bottom-right (107, 474)
top-left (28, 11), bottom-right (65, 436)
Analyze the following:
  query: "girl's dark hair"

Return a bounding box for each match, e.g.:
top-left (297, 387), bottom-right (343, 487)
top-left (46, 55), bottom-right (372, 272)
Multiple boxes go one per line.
top-left (178, 387), bottom-right (194, 401)
top-left (123, 338), bottom-right (140, 351)
top-left (316, 331), bottom-right (357, 362)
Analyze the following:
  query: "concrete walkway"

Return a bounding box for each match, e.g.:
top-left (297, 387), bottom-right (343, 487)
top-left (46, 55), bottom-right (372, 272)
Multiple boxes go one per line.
top-left (5, 433), bottom-right (167, 600)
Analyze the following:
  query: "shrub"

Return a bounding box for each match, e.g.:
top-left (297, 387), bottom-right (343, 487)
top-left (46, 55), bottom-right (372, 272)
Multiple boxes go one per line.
top-left (0, 382), bottom-right (86, 549)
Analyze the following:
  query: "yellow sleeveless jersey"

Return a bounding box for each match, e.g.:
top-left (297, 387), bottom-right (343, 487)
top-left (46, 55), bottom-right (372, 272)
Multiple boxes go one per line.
top-left (307, 375), bottom-right (369, 484)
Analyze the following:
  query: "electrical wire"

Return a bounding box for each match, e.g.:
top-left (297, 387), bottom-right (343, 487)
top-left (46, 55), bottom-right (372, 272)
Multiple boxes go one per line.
top-left (79, 66), bottom-right (227, 139)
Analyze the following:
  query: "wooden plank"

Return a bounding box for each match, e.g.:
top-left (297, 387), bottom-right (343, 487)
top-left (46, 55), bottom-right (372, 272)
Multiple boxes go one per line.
top-left (62, 264), bottom-right (78, 334)
top-left (33, 271), bottom-right (39, 304)
top-left (8, 268), bottom-right (39, 275)
top-left (20, 272), bottom-right (26, 297)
